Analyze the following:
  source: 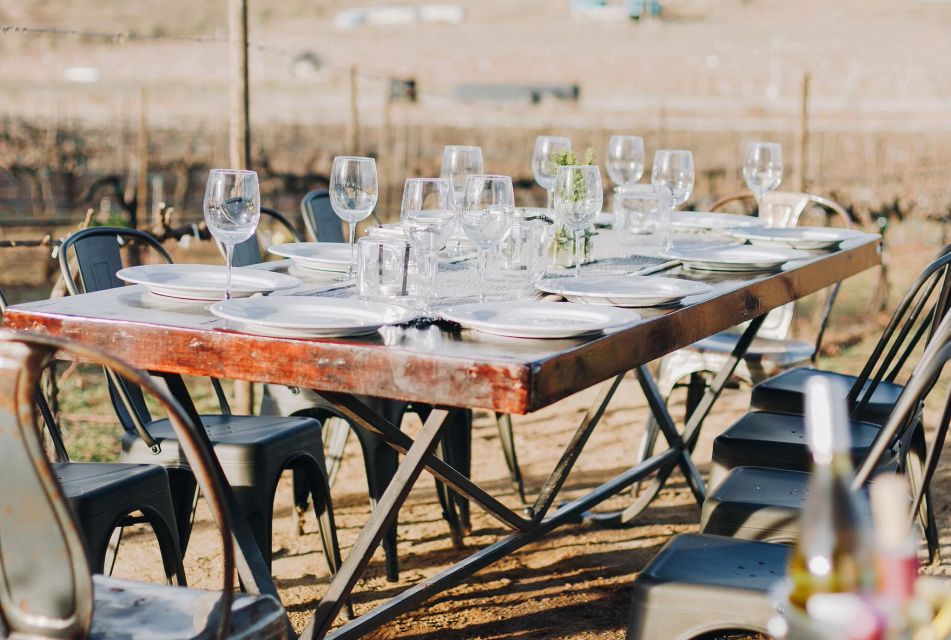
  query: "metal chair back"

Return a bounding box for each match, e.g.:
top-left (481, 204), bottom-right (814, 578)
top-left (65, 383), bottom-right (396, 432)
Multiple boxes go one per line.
top-left (58, 227), bottom-right (231, 449)
top-left (230, 206), bottom-right (304, 268)
top-left (0, 331), bottom-right (237, 639)
top-left (300, 189), bottom-right (345, 243)
top-left (849, 244), bottom-right (951, 417)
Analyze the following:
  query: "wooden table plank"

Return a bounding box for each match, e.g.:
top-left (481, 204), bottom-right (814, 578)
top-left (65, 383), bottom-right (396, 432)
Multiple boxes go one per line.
top-left (3, 237), bottom-right (881, 414)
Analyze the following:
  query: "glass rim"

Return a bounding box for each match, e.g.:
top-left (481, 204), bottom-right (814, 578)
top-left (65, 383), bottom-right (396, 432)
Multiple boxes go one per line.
top-left (404, 177), bottom-right (450, 183)
top-left (555, 164), bottom-right (600, 170)
top-left (443, 145), bottom-right (482, 151)
top-left (332, 155), bottom-right (376, 162)
top-left (535, 135), bottom-right (571, 142)
top-left (654, 149), bottom-right (692, 156)
top-left (464, 173), bottom-right (512, 182)
top-left (208, 168), bottom-right (258, 176)
top-left (747, 141), bottom-right (781, 148)
top-left (608, 134), bottom-right (644, 142)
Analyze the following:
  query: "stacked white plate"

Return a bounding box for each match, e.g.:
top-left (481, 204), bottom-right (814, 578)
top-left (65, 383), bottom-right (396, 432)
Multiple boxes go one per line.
top-left (670, 212), bottom-right (764, 231)
top-left (268, 243), bottom-right (350, 273)
top-left (536, 275), bottom-right (713, 307)
top-left (117, 264), bottom-right (301, 301)
top-left (726, 226), bottom-right (868, 250)
top-left (210, 297), bottom-right (412, 338)
top-left (665, 245), bottom-right (810, 272)
top-left (440, 301), bottom-right (639, 339)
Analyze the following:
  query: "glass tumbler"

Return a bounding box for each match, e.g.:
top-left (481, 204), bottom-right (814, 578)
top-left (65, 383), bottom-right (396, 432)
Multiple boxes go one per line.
top-left (356, 236), bottom-right (426, 306)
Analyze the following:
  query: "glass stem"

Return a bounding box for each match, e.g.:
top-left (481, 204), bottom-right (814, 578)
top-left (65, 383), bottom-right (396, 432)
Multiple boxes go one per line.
top-left (574, 228), bottom-right (583, 277)
top-left (477, 246), bottom-right (489, 303)
top-left (348, 222), bottom-right (356, 279)
top-left (424, 249), bottom-right (439, 315)
top-left (546, 187), bottom-right (553, 211)
top-left (661, 194), bottom-right (673, 251)
top-left (224, 243), bottom-right (234, 300)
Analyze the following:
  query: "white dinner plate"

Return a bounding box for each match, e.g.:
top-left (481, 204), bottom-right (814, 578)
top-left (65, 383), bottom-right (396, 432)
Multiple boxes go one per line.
top-left (726, 226), bottom-right (868, 250)
top-left (210, 297), bottom-right (413, 338)
top-left (536, 275), bottom-right (713, 307)
top-left (116, 264), bottom-right (301, 301)
top-left (665, 245), bottom-right (811, 272)
top-left (440, 301), bottom-right (640, 339)
top-left (670, 211), bottom-right (765, 231)
top-left (268, 243), bottom-right (351, 272)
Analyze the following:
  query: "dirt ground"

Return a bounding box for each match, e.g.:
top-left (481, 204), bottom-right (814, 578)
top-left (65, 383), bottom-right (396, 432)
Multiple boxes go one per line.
top-left (95, 235), bottom-right (951, 640)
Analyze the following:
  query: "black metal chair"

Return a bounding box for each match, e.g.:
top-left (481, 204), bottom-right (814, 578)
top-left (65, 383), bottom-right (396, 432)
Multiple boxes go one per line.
top-left (230, 206), bottom-right (304, 267)
top-left (57, 226), bottom-right (345, 585)
top-left (706, 246), bottom-right (951, 559)
top-left (748, 242), bottom-right (951, 421)
top-left (626, 316), bottom-right (951, 639)
top-left (0, 330), bottom-right (286, 640)
top-left (0, 288), bottom-right (185, 585)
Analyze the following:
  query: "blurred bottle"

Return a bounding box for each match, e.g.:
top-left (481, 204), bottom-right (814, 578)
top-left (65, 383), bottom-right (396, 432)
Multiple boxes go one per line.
top-left (871, 474), bottom-right (919, 637)
top-left (788, 376), bottom-right (877, 610)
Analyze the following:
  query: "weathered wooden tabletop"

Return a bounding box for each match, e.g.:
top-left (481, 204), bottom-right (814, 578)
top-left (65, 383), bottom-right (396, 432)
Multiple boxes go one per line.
top-left (3, 236), bottom-right (882, 414)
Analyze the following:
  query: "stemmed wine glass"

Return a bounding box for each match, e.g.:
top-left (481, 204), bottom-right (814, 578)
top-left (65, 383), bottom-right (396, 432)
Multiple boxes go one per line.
top-left (651, 150), bottom-right (694, 251)
top-left (330, 156), bottom-right (378, 279)
top-left (532, 136), bottom-right (572, 210)
top-left (203, 168), bottom-right (261, 300)
top-left (440, 145), bottom-right (484, 253)
top-left (400, 178), bottom-right (454, 315)
top-left (553, 165), bottom-right (603, 277)
top-left (606, 135), bottom-right (645, 187)
top-left (743, 142), bottom-right (783, 224)
top-left (461, 175), bottom-right (515, 302)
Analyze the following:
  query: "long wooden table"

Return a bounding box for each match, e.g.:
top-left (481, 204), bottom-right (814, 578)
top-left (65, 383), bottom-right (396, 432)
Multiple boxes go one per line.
top-left (3, 235), bottom-right (882, 638)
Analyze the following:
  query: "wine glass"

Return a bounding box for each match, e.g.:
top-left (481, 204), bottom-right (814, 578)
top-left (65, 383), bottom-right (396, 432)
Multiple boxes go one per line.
top-left (532, 136), bottom-right (572, 210)
top-left (400, 178), bottom-right (454, 315)
top-left (440, 145), bottom-right (484, 254)
top-left (461, 175), bottom-right (515, 302)
top-left (651, 150), bottom-right (694, 251)
top-left (606, 135), bottom-right (645, 187)
top-left (743, 142), bottom-right (783, 224)
top-left (553, 165), bottom-right (603, 277)
top-left (330, 156), bottom-right (378, 279)
top-left (203, 168), bottom-right (261, 299)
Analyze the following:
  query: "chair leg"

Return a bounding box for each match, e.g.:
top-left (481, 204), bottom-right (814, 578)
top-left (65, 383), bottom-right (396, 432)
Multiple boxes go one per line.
top-left (495, 412), bottom-right (527, 505)
top-left (427, 408), bottom-right (472, 548)
top-left (684, 372), bottom-right (708, 424)
top-left (292, 467), bottom-right (310, 536)
top-left (905, 422), bottom-right (940, 563)
top-left (297, 457), bottom-right (353, 620)
top-left (104, 527), bottom-right (123, 576)
top-left (142, 507), bottom-right (187, 586)
top-left (166, 468), bottom-right (198, 555)
top-left (351, 423), bottom-right (401, 582)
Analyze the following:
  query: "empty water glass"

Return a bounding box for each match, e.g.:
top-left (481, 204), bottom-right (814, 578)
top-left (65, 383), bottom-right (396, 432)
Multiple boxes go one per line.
top-left (743, 142), bottom-right (783, 224)
top-left (616, 184), bottom-right (659, 236)
top-left (500, 216), bottom-right (551, 281)
top-left (330, 156), bottom-right (378, 279)
top-left (440, 145), bottom-right (484, 255)
top-left (553, 165), bottom-right (603, 276)
top-left (651, 150), bottom-right (694, 251)
top-left (606, 135), bottom-right (645, 187)
top-left (203, 168), bottom-right (261, 299)
top-left (356, 235), bottom-right (423, 303)
top-left (400, 178), bottom-right (454, 314)
top-left (462, 175), bottom-right (515, 302)
top-left (532, 136), bottom-right (572, 210)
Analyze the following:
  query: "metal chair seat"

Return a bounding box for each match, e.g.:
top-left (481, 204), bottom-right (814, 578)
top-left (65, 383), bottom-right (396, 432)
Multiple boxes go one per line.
top-left (708, 411), bottom-right (887, 491)
top-left (56, 461), bottom-right (184, 584)
top-left (120, 413), bottom-right (338, 568)
top-left (688, 331), bottom-right (816, 378)
top-left (626, 533), bottom-right (787, 639)
top-left (700, 466), bottom-right (875, 543)
top-left (90, 575), bottom-right (285, 640)
top-left (750, 366), bottom-right (904, 426)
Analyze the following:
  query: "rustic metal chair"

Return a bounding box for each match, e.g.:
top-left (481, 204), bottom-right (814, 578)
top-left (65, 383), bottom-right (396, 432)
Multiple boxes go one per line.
top-left (627, 322), bottom-right (951, 639)
top-left (57, 227), bottom-right (345, 584)
top-left (634, 191), bottom-right (853, 469)
top-left (0, 289), bottom-right (185, 585)
top-left (230, 206), bottom-right (304, 267)
top-left (0, 330), bottom-right (286, 640)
